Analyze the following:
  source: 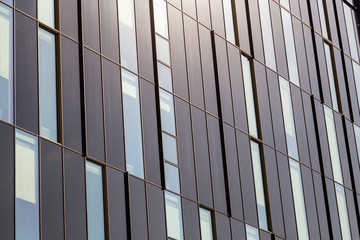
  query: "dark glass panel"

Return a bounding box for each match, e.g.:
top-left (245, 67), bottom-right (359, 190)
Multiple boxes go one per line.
top-left (182, 0), bottom-right (196, 18)
top-left (176, 99), bottom-right (197, 200)
top-left (134, 0), bottom-right (154, 81)
top-left (83, 0), bottom-right (100, 51)
top-left (191, 106), bottom-right (212, 204)
top-left (41, 140), bottom-right (64, 240)
top-left (184, 16), bottom-right (204, 108)
top-left (16, 12), bottom-right (38, 134)
top-left (298, 0), bottom-right (309, 23)
top-left (15, 0), bottom-right (35, 17)
top-left (183, 199), bottom-right (201, 240)
top-left (196, 0), bottom-right (211, 27)
top-left (107, 168), bottom-right (127, 240)
top-left (231, 219), bottom-right (246, 239)
top-left (234, 0), bottom-right (251, 53)
top-left (103, 59), bottom-right (125, 169)
top-left (61, 36), bottom-right (83, 152)
top-left (84, 49), bottom-right (105, 161)
top-left (0, 122), bottom-right (14, 240)
top-left (333, 48), bottom-right (349, 116)
top-left (345, 189), bottom-right (360, 239)
top-left (248, 0), bottom-right (264, 63)
top-left (100, 0), bottom-right (119, 61)
top-left (214, 212), bottom-right (231, 239)
top-left (147, 184), bottom-right (167, 239)
top-left (326, 0), bottom-right (339, 45)
top-left (209, 0), bottom-right (225, 37)
top-left (325, 179), bottom-right (342, 239)
top-left (64, 150), bottom-right (87, 240)
top-left (313, 172), bottom-right (330, 240)
top-left (129, 177), bottom-right (148, 240)
top-left (168, 5), bottom-right (189, 100)
top-left (60, 0), bottom-right (78, 40)
top-left (346, 120), bottom-right (360, 192)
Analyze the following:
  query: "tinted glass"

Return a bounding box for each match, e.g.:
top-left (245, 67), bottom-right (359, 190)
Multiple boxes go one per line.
top-left (122, 68), bottom-right (144, 178)
top-left (246, 224), bottom-right (259, 240)
top-left (289, 159), bottom-right (309, 240)
top-left (199, 208), bottom-right (213, 240)
top-left (165, 191), bottom-right (184, 240)
top-left (165, 163), bottom-right (180, 193)
top-left (335, 183), bottom-right (352, 240)
top-left (324, 106), bottom-right (343, 183)
top-left (343, 3), bottom-right (359, 61)
top-left (251, 141), bottom-right (268, 230)
top-left (352, 62), bottom-right (360, 108)
top-left (222, 0), bottom-right (235, 44)
top-left (317, 0), bottom-right (328, 38)
top-left (354, 124), bottom-right (360, 162)
top-left (15, 129), bottom-right (39, 240)
top-left (163, 132), bottom-right (178, 164)
top-left (86, 161), bottom-right (105, 240)
top-left (324, 43), bottom-right (338, 111)
top-left (0, 3), bottom-right (13, 123)
top-left (281, 9), bottom-right (299, 86)
top-left (160, 89), bottom-right (176, 135)
top-left (119, 0), bottom-right (138, 72)
top-left (38, 0), bottom-right (55, 27)
top-left (153, 0), bottom-right (168, 38)
top-left (158, 62), bottom-right (173, 92)
top-left (39, 28), bottom-right (57, 142)
top-left (279, 77), bottom-right (299, 159)
top-left (258, 0), bottom-right (276, 71)
top-left (156, 35), bottom-right (171, 65)
top-left (242, 56), bottom-right (258, 137)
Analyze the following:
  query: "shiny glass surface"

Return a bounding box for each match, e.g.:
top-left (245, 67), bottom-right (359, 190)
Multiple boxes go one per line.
top-left (163, 132), bottom-right (178, 164)
top-left (160, 89), bottom-right (176, 135)
top-left (324, 43), bottom-right (338, 111)
top-left (222, 0), bottom-right (235, 44)
top-left (343, 3), bottom-right (359, 61)
top-left (165, 163), bottom-right (180, 193)
top-left (158, 62), bottom-right (173, 92)
top-left (153, 0), bottom-right (168, 39)
top-left (199, 208), bottom-right (213, 240)
top-left (317, 0), bottom-right (329, 38)
top-left (246, 224), bottom-right (259, 240)
top-left (156, 35), bottom-right (171, 65)
top-left (352, 62), bottom-right (360, 108)
top-left (38, 0), bottom-right (55, 27)
top-left (165, 191), bottom-right (184, 240)
top-left (335, 183), bottom-right (352, 240)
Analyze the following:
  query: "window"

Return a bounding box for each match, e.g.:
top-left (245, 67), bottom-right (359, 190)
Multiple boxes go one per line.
top-left (343, 3), bottom-right (359, 61)
top-left (335, 183), bottom-right (352, 240)
top-left (250, 141), bottom-right (268, 230)
top-left (258, 0), bottom-right (277, 71)
top-left (279, 77), bottom-right (298, 160)
top-left (158, 62), bottom-right (173, 92)
top-left (354, 124), bottom-right (360, 163)
top-left (352, 62), bottom-right (360, 108)
top-left (165, 191), bottom-right (184, 240)
top-left (242, 56), bottom-right (258, 138)
top-left (281, 8), bottom-right (299, 86)
top-left (38, 0), bottom-right (55, 27)
top-left (118, 0), bottom-right (138, 72)
top-left (122, 68), bottom-right (144, 178)
top-left (163, 132), bottom-right (178, 164)
top-left (317, 0), bottom-right (329, 38)
top-left (199, 208), bottom-right (213, 240)
top-left (156, 35), bottom-right (171, 65)
top-left (324, 106), bottom-right (343, 184)
top-left (16, 129), bottom-right (39, 240)
top-left (86, 161), bottom-right (105, 240)
top-left (153, 0), bottom-right (168, 39)
top-left (160, 89), bottom-right (176, 135)
top-left (279, 0), bottom-right (289, 9)
top-left (289, 159), bottom-right (309, 240)
top-left (0, 3), bottom-right (13, 123)
top-left (324, 43), bottom-right (339, 111)
top-left (222, 0), bottom-right (235, 44)
top-left (39, 28), bottom-right (58, 142)
top-left (246, 224), bottom-right (259, 240)
top-left (165, 163), bottom-right (180, 193)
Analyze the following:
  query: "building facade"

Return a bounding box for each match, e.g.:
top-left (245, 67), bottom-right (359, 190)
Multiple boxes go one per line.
top-left (0, 0), bottom-right (360, 239)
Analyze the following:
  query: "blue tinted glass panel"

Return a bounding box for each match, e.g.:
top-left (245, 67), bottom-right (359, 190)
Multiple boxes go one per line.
top-left (122, 68), bottom-right (144, 178)
top-left (222, 0), bottom-right (235, 44)
top-left (165, 191), bottom-right (184, 240)
top-left (160, 89), bottom-right (176, 135)
top-left (158, 62), bottom-right (172, 92)
top-left (199, 208), bottom-right (213, 240)
top-left (354, 124), bottom-right (360, 163)
top-left (165, 163), bottom-right (180, 193)
top-left (352, 62), bottom-right (360, 108)
top-left (118, 0), bottom-right (138, 73)
top-left (246, 224), bottom-right (259, 240)
top-left (281, 9), bottom-right (299, 86)
top-left (163, 132), bottom-right (178, 164)
top-left (335, 183), bottom-right (352, 240)
top-left (317, 0), bottom-right (328, 38)
top-left (153, 0), bottom-right (168, 39)
top-left (324, 43), bottom-right (338, 111)
top-left (39, 28), bottom-right (57, 142)
top-left (16, 129), bottom-right (39, 240)
top-left (156, 35), bottom-right (171, 65)
top-left (86, 161), bottom-right (105, 240)
top-left (0, 3), bottom-right (13, 123)
top-left (38, 0), bottom-right (55, 27)
top-left (343, 3), bottom-right (359, 61)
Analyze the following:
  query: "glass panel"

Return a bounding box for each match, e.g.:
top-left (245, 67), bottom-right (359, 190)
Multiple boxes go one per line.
top-left (317, 0), bottom-right (329, 38)
top-left (222, 0), bottom-right (235, 44)
top-left (39, 28), bottom-right (57, 142)
top-left (352, 62), bottom-right (360, 108)
top-left (118, 0), bottom-right (138, 73)
top-left (163, 132), bottom-right (178, 164)
top-left (324, 43), bottom-right (338, 111)
top-left (199, 208), bottom-right (213, 240)
top-left (153, 0), bottom-right (168, 39)
top-left (122, 68), bottom-right (144, 178)
top-left (160, 89), bottom-right (176, 135)
top-left (324, 106), bottom-right (343, 184)
top-left (354, 124), bottom-right (360, 163)
top-left (280, 0), bottom-right (289, 9)
top-left (0, 3), bottom-right (13, 123)
top-left (15, 129), bottom-right (39, 240)
top-left (343, 3), bottom-right (359, 61)
top-left (279, 77), bottom-right (299, 160)
top-left (281, 8), bottom-right (299, 86)
top-left (156, 35), bottom-right (171, 65)
top-left (289, 159), bottom-right (309, 240)
top-left (38, 0), bottom-right (55, 27)
top-left (246, 224), bottom-right (259, 240)
top-left (258, 0), bottom-right (277, 71)
top-left (86, 161), bottom-right (105, 240)
top-left (250, 141), bottom-right (268, 230)
top-left (335, 183), bottom-right (352, 240)
top-left (242, 56), bottom-right (258, 138)
top-left (165, 163), bottom-right (180, 194)
top-left (165, 191), bottom-right (184, 240)
top-left (158, 62), bottom-right (173, 92)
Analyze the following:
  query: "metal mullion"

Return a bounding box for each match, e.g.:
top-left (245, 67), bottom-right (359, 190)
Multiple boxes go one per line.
top-left (61, 147), bottom-right (67, 240)
top-left (38, 137), bottom-right (43, 240)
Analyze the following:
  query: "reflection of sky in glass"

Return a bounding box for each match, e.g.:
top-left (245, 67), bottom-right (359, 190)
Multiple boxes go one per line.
top-left (324, 43), bottom-right (338, 111)
top-left (343, 3), bottom-right (359, 61)
top-left (154, 0), bottom-right (168, 39)
top-left (165, 163), bottom-right (180, 193)
top-left (160, 89), bottom-right (176, 135)
top-left (165, 191), bottom-right (184, 240)
top-left (200, 208), bottom-right (213, 240)
top-left (335, 183), bottom-right (352, 240)
top-left (222, 0), bottom-right (235, 44)
top-left (38, 0), bottom-right (55, 27)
